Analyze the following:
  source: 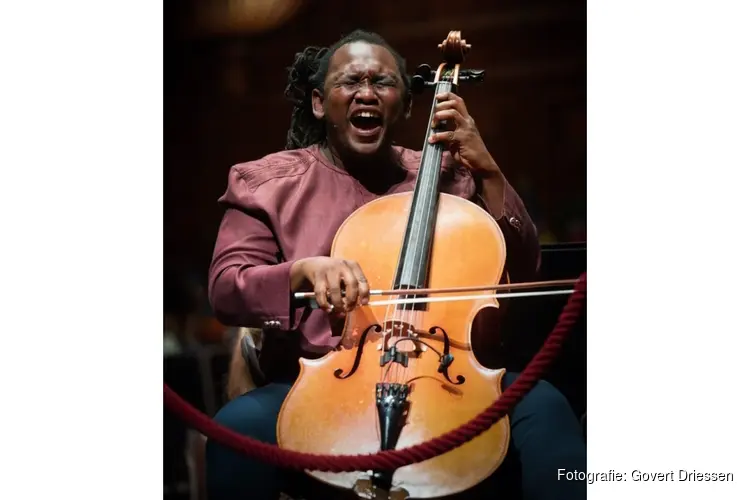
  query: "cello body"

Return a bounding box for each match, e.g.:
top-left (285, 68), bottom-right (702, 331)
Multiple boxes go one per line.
top-left (277, 32), bottom-right (510, 499)
top-left (277, 194), bottom-right (510, 499)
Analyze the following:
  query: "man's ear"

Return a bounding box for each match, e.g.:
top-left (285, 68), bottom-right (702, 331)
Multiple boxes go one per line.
top-left (311, 88), bottom-right (325, 120)
top-left (403, 95), bottom-right (413, 120)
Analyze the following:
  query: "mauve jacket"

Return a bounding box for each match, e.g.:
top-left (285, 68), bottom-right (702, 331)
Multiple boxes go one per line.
top-left (208, 144), bottom-right (540, 382)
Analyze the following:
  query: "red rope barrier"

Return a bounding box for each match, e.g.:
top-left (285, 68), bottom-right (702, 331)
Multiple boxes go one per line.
top-left (164, 272), bottom-right (586, 472)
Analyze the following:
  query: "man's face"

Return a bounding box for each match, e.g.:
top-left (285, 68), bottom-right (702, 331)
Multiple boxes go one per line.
top-left (312, 42), bottom-right (409, 158)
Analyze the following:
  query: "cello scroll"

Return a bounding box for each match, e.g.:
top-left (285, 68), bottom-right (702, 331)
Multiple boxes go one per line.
top-left (411, 31), bottom-right (485, 95)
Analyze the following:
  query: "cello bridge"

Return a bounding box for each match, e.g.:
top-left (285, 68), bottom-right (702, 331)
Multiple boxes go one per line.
top-left (381, 320), bottom-right (419, 352)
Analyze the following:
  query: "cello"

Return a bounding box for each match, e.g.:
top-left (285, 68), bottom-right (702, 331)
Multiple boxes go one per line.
top-left (277, 31), bottom-right (561, 499)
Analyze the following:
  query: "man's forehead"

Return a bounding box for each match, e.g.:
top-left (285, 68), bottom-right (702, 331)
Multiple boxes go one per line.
top-left (329, 42), bottom-right (398, 73)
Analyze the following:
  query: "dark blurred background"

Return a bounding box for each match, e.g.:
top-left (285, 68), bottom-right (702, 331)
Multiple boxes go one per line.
top-left (163, 1), bottom-right (585, 498)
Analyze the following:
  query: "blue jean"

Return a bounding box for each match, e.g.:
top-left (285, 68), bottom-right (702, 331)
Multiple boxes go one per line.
top-left (205, 372), bottom-right (587, 499)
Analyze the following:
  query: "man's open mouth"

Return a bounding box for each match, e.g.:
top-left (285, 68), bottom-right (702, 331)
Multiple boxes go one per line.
top-left (349, 111), bottom-right (383, 136)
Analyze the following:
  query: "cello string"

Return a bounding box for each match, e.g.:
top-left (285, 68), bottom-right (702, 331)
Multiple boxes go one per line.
top-left (380, 289), bottom-right (397, 384)
top-left (391, 81), bottom-right (444, 387)
top-left (402, 74), bottom-right (450, 387)
top-left (401, 81), bottom-right (445, 387)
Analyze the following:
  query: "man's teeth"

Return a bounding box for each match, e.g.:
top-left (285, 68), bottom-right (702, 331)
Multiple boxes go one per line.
top-left (353, 112), bottom-right (379, 118)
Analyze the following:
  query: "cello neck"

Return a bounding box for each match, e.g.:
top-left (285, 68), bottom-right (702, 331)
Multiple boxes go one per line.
top-left (390, 76), bottom-right (456, 298)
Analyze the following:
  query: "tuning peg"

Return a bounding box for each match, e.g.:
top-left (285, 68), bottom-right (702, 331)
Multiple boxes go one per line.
top-left (415, 64), bottom-right (433, 79)
top-left (411, 75), bottom-right (427, 94)
top-left (458, 69), bottom-right (485, 84)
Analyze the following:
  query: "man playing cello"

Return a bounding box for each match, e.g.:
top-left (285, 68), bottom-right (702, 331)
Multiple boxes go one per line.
top-left (205, 29), bottom-right (586, 500)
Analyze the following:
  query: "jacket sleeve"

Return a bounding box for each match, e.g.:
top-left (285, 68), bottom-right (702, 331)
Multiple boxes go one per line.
top-left (207, 166), bottom-right (302, 330)
top-left (473, 172), bottom-right (541, 283)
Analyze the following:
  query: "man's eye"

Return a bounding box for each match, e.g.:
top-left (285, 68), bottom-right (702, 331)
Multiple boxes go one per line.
top-left (375, 78), bottom-right (397, 87)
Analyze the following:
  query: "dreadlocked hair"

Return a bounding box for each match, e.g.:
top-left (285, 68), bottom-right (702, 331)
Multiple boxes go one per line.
top-left (283, 29), bottom-right (412, 150)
